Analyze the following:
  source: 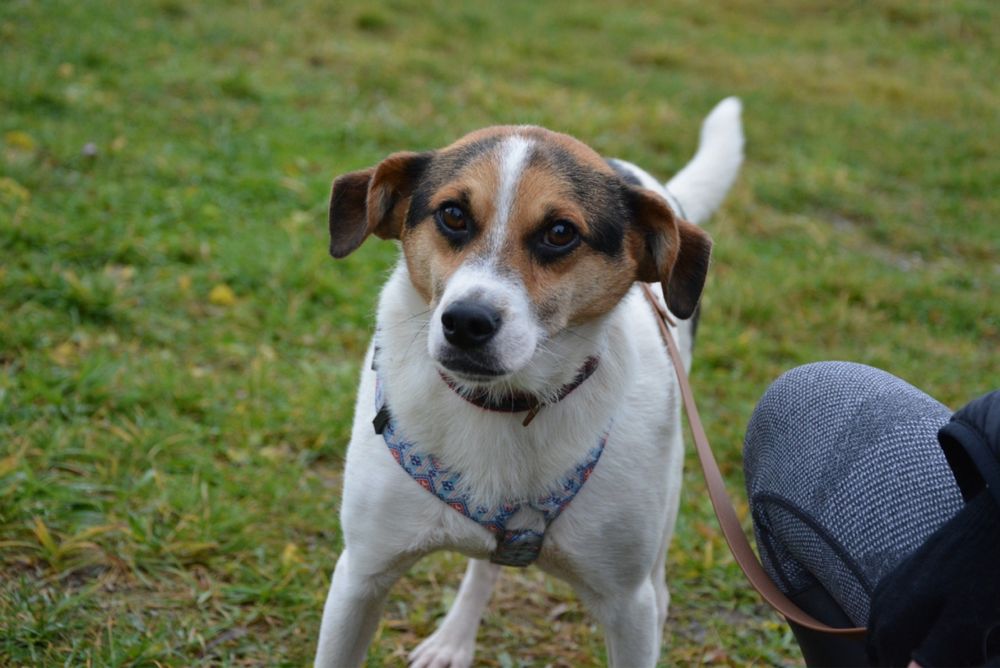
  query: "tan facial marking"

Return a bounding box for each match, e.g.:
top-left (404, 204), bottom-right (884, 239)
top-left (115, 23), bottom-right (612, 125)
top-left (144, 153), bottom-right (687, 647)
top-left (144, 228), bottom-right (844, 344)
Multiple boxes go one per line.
top-left (400, 131), bottom-right (514, 303)
top-left (489, 148), bottom-right (636, 333)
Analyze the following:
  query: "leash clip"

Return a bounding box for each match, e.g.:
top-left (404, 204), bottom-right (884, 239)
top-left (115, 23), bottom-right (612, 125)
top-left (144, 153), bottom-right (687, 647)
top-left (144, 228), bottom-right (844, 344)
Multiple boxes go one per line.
top-left (522, 403), bottom-right (543, 427)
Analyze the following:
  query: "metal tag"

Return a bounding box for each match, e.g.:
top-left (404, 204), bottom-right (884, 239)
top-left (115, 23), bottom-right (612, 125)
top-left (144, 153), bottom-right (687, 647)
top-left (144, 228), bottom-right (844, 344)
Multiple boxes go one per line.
top-left (490, 529), bottom-right (544, 567)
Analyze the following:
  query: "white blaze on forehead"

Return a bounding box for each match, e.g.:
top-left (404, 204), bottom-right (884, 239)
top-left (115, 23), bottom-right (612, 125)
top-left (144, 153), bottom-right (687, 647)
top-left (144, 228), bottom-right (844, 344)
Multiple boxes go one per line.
top-left (489, 135), bottom-right (534, 255)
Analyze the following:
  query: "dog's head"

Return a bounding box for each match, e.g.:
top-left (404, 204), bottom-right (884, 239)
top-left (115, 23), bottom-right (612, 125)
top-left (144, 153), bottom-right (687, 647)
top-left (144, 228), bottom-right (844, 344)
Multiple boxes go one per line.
top-left (329, 127), bottom-right (711, 385)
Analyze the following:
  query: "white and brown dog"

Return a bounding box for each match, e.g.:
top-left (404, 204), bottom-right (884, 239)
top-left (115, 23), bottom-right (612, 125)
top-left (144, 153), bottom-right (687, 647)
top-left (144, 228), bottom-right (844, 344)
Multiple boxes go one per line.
top-left (316, 98), bottom-right (744, 667)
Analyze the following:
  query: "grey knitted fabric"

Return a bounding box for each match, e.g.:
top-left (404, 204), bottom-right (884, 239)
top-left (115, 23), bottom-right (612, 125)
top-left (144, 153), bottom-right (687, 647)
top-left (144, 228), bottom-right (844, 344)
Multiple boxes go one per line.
top-left (743, 362), bottom-right (963, 626)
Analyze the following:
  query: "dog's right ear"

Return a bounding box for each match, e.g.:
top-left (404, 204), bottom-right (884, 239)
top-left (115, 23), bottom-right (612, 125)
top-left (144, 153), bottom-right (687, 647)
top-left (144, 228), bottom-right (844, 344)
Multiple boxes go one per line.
top-left (328, 151), bottom-right (432, 258)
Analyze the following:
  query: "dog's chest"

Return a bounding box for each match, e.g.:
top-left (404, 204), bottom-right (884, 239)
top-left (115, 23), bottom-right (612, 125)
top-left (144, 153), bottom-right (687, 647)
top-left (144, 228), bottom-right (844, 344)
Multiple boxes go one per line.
top-left (376, 372), bottom-right (613, 565)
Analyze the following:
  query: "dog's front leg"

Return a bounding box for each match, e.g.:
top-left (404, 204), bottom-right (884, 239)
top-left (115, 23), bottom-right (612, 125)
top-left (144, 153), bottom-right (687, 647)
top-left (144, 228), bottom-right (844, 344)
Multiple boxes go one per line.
top-left (314, 548), bottom-right (414, 668)
top-left (408, 558), bottom-right (500, 668)
top-left (587, 580), bottom-right (661, 668)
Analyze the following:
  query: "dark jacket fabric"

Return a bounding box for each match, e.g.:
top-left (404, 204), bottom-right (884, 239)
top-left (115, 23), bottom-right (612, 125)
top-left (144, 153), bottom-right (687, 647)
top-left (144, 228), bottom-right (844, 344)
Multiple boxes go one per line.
top-left (939, 390), bottom-right (1000, 509)
top-left (867, 389), bottom-right (1000, 667)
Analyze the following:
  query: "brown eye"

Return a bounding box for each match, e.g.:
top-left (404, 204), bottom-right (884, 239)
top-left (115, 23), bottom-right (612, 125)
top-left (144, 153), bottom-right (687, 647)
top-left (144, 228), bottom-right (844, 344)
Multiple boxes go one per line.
top-left (438, 205), bottom-right (467, 231)
top-left (435, 204), bottom-right (473, 246)
top-left (542, 221), bottom-right (578, 249)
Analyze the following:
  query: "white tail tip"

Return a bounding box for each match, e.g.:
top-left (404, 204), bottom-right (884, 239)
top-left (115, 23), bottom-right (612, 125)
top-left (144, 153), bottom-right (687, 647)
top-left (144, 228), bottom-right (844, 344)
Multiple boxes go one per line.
top-left (666, 97), bottom-right (744, 225)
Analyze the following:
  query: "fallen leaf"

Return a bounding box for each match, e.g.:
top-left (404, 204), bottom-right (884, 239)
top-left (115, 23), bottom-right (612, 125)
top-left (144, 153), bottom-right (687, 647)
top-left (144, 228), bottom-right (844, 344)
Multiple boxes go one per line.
top-left (0, 177), bottom-right (31, 204)
top-left (208, 283), bottom-right (236, 306)
top-left (281, 542), bottom-right (301, 568)
top-left (0, 454), bottom-right (21, 477)
top-left (4, 131), bottom-right (35, 151)
top-left (50, 341), bottom-right (76, 366)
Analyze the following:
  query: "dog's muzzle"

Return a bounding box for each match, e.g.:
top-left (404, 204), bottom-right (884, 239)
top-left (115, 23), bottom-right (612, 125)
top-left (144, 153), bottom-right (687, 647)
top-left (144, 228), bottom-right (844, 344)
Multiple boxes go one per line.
top-left (429, 268), bottom-right (539, 380)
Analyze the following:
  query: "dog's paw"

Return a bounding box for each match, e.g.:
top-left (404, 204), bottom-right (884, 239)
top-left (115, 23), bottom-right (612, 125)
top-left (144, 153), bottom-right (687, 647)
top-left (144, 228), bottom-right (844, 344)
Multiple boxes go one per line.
top-left (408, 629), bottom-right (475, 668)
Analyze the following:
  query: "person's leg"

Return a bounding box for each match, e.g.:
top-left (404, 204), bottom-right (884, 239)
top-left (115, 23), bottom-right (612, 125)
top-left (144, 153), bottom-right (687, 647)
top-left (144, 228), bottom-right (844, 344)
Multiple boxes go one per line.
top-left (743, 362), bottom-right (963, 663)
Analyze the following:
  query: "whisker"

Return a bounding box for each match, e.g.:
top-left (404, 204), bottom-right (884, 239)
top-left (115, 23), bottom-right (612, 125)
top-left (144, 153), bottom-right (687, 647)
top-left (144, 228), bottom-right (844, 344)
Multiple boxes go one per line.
top-left (402, 321), bottom-right (430, 358)
top-left (561, 327), bottom-right (601, 347)
top-left (380, 309), bottom-right (433, 332)
top-left (533, 347), bottom-right (569, 365)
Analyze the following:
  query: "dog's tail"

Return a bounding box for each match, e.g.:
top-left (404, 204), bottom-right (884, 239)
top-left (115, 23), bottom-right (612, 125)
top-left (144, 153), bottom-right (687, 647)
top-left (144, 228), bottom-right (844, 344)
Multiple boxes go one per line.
top-left (665, 97), bottom-right (744, 225)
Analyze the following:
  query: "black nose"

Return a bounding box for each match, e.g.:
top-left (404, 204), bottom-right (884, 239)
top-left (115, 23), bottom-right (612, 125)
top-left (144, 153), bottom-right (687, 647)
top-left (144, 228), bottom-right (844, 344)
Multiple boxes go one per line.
top-left (441, 301), bottom-right (501, 349)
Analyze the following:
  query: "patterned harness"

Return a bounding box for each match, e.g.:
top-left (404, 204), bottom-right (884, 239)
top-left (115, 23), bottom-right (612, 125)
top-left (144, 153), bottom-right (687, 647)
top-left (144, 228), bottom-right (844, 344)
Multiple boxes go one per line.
top-left (373, 373), bottom-right (609, 567)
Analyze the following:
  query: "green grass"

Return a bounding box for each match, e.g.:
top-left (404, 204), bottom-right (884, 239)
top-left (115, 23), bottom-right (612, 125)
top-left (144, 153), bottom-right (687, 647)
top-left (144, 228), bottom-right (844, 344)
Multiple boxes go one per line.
top-left (1, 0), bottom-right (996, 665)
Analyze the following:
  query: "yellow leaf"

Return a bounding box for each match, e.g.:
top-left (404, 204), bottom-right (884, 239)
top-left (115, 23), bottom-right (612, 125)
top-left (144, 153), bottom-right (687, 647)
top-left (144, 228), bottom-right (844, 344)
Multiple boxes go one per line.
top-left (0, 177), bottom-right (31, 204)
top-left (58, 63), bottom-right (75, 78)
top-left (208, 283), bottom-right (236, 306)
top-left (281, 542), bottom-right (301, 568)
top-left (0, 454), bottom-right (20, 477)
top-left (50, 341), bottom-right (76, 366)
top-left (177, 274), bottom-right (192, 293)
top-left (4, 131), bottom-right (36, 151)
top-left (260, 445), bottom-right (287, 462)
top-left (224, 447), bottom-right (250, 464)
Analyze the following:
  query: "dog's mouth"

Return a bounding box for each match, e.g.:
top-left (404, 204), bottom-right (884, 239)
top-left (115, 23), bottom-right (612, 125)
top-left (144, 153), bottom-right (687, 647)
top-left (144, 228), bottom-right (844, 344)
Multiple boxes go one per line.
top-left (436, 352), bottom-right (509, 383)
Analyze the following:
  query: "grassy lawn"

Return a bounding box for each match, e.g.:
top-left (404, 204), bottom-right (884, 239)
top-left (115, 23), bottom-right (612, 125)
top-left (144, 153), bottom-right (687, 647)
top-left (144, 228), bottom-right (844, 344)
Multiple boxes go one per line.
top-left (1, 0), bottom-right (996, 665)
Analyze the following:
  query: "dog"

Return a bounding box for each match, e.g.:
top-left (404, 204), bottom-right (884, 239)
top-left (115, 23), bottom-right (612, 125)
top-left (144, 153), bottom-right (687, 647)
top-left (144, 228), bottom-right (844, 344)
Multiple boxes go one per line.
top-left (315, 97), bottom-right (744, 667)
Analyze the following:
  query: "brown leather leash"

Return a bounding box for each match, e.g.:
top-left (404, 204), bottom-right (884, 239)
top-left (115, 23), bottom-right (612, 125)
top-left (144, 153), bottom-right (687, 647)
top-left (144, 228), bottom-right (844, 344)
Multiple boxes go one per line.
top-left (640, 283), bottom-right (866, 637)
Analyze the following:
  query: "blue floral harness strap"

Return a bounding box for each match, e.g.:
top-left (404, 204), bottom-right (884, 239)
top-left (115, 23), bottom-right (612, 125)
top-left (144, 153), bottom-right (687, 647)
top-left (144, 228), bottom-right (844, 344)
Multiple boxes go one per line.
top-left (373, 375), bottom-right (609, 567)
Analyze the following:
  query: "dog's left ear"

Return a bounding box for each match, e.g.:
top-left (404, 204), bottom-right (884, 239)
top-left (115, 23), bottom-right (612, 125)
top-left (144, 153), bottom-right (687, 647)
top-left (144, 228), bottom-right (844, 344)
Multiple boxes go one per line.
top-left (627, 186), bottom-right (713, 319)
top-left (328, 151), bottom-right (432, 258)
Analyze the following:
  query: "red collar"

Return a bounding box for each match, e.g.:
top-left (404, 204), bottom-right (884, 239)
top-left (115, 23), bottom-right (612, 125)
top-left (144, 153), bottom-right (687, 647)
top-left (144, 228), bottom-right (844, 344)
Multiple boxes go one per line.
top-left (439, 356), bottom-right (600, 426)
